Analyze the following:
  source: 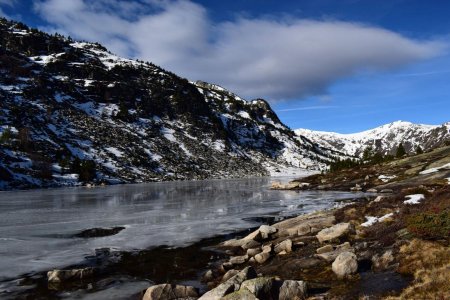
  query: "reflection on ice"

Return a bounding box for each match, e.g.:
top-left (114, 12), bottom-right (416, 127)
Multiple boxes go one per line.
top-left (0, 177), bottom-right (363, 280)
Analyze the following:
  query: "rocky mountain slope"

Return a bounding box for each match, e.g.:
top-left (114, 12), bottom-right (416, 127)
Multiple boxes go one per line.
top-left (295, 121), bottom-right (450, 158)
top-left (0, 18), bottom-right (338, 190)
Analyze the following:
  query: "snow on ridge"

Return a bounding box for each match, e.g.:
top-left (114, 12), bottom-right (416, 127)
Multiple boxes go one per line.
top-left (295, 120), bottom-right (449, 157)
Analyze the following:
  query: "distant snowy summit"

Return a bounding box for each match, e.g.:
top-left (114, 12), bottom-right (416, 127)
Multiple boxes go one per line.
top-left (295, 121), bottom-right (450, 157)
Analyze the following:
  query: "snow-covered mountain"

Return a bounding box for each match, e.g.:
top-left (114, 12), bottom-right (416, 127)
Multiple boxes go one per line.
top-left (0, 18), bottom-right (338, 190)
top-left (295, 121), bottom-right (450, 157)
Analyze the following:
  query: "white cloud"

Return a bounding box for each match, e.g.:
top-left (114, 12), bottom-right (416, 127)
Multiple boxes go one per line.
top-left (33, 0), bottom-right (446, 101)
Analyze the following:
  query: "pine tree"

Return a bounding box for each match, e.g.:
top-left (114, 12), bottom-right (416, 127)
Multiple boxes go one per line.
top-left (416, 146), bottom-right (423, 155)
top-left (396, 143), bottom-right (406, 158)
top-left (0, 127), bottom-right (13, 145)
top-left (362, 146), bottom-right (374, 162)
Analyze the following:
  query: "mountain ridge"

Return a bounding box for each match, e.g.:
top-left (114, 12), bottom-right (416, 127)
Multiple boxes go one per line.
top-left (0, 18), bottom-right (337, 190)
top-left (295, 120), bottom-right (450, 157)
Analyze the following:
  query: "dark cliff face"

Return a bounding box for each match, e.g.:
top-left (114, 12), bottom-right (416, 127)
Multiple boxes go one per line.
top-left (0, 18), bottom-right (336, 190)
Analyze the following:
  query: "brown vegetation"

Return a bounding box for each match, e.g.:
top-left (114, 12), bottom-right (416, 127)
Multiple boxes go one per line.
top-left (385, 239), bottom-right (450, 300)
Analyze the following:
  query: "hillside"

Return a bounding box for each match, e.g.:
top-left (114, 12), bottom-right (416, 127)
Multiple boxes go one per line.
top-left (296, 121), bottom-right (450, 157)
top-left (0, 18), bottom-right (338, 190)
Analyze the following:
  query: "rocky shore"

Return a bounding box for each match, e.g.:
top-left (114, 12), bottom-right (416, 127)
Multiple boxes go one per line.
top-left (130, 145), bottom-right (449, 299)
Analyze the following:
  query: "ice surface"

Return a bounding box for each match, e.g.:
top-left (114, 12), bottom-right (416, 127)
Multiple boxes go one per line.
top-left (0, 178), bottom-right (363, 280)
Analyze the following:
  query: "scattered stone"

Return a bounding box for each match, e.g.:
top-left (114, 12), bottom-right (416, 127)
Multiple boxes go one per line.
top-left (278, 250), bottom-right (287, 255)
top-left (240, 277), bottom-right (274, 299)
top-left (202, 270), bottom-right (214, 283)
top-left (254, 252), bottom-right (271, 264)
top-left (316, 223), bottom-right (354, 243)
top-left (317, 242), bottom-right (354, 262)
top-left (316, 245), bottom-right (334, 254)
top-left (372, 249), bottom-right (395, 271)
top-left (274, 239), bottom-right (292, 254)
top-left (229, 255), bottom-right (248, 265)
top-left (142, 284), bottom-right (199, 300)
top-left (246, 248), bottom-right (261, 257)
top-left (350, 184), bottom-right (362, 192)
top-left (332, 252), bottom-right (358, 279)
top-left (279, 280), bottom-right (307, 300)
top-left (294, 241), bottom-right (305, 247)
top-left (74, 226), bottom-right (125, 238)
top-left (380, 189), bottom-right (394, 194)
top-left (199, 267), bottom-right (257, 300)
top-left (47, 267), bottom-right (95, 283)
top-left (366, 188), bottom-right (377, 193)
top-left (292, 257), bottom-right (322, 269)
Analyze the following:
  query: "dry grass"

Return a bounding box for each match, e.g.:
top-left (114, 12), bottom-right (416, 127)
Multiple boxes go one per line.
top-left (385, 239), bottom-right (450, 300)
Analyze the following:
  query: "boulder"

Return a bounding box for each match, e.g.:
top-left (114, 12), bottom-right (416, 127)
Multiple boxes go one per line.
top-left (222, 239), bottom-right (247, 248)
top-left (221, 288), bottom-right (258, 300)
top-left (274, 239), bottom-right (292, 254)
top-left (229, 255), bottom-right (248, 265)
top-left (316, 223), bottom-right (354, 243)
top-left (262, 244), bottom-right (272, 253)
top-left (254, 252), bottom-right (271, 264)
top-left (278, 280), bottom-right (307, 300)
top-left (47, 267), bottom-right (95, 283)
top-left (316, 245), bottom-right (334, 254)
top-left (296, 224), bottom-right (311, 236)
top-left (240, 277), bottom-right (275, 299)
top-left (274, 213), bottom-right (334, 238)
top-left (199, 267), bottom-right (257, 300)
top-left (332, 252), bottom-right (358, 279)
top-left (366, 188), bottom-right (378, 193)
top-left (246, 248), bottom-right (262, 257)
top-left (222, 270), bottom-right (239, 283)
top-left (241, 240), bottom-right (260, 251)
top-left (143, 284), bottom-right (198, 300)
top-left (259, 225), bottom-right (277, 239)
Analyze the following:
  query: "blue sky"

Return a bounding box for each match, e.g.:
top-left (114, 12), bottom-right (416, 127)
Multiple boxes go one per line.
top-left (1, 0), bottom-right (449, 133)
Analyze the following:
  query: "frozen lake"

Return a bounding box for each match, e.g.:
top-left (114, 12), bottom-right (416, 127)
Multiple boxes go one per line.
top-left (0, 177), bottom-right (363, 281)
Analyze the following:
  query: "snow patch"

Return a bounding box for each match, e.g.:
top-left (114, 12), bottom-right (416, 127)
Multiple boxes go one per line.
top-left (419, 163), bottom-right (450, 175)
top-left (378, 175), bottom-right (396, 182)
top-left (105, 147), bottom-right (124, 157)
top-left (404, 194), bottom-right (425, 205)
top-left (361, 213), bottom-right (394, 227)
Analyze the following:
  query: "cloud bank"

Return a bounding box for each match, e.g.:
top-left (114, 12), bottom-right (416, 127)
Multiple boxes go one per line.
top-left (32, 0), bottom-right (445, 100)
